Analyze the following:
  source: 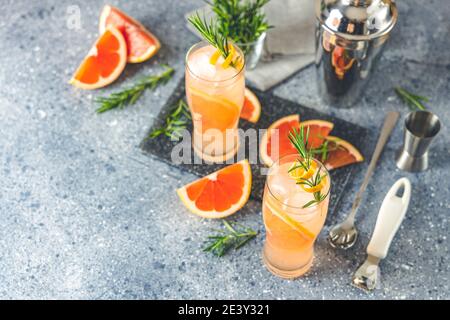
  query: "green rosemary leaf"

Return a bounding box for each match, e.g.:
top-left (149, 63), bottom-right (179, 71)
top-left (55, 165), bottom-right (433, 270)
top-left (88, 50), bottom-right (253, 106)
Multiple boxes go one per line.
top-left (209, 0), bottom-right (272, 47)
top-left (95, 65), bottom-right (174, 113)
top-left (147, 99), bottom-right (191, 141)
top-left (409, 93), bottom-right (429, 102)
top-left (188, 12), bottom-right (230, 59)
top-left (302, 200), bottom-right (318, 209)
top-left (394, 87), bottom-right (428, 111)
top-left (203, 221), bottom-right (258, 257)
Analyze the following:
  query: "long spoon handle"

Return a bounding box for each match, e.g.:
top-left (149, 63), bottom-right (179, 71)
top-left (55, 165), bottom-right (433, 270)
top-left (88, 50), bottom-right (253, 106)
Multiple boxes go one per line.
top-left (347, 111), bottom-right (400, 223)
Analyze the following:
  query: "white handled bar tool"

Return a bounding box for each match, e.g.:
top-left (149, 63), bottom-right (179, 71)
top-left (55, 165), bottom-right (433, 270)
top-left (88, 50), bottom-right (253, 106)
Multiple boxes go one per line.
top-left (352, 177), bottom-right (411, 291)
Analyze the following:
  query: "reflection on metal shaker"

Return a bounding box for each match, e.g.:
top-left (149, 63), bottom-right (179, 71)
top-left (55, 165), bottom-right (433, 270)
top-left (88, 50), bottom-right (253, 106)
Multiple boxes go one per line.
top-left (315, 0), bottom-right (398, 107)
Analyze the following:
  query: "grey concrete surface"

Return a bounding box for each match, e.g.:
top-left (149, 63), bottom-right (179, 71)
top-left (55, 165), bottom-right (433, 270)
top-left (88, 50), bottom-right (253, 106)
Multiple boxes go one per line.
top-left (0, 0), bottom-right (448, 299)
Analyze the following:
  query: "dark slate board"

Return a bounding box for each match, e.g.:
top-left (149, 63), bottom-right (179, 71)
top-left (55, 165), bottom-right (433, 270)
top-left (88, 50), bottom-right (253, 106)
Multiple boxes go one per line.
top-left (140, 79), bottom-right (371, 217)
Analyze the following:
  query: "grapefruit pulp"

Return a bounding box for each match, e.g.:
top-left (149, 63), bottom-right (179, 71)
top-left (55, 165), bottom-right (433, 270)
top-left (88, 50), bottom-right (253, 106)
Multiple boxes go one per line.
top-left (70, 26), bottom-right (127, 90)
top-left (177, 159), bottom-right (252, 219)
top-left (322, 136), bottom-right (364, 170)
top-left (259, 115), bottom-right (334, 167)
top-left (99, 5), bottom-right (161, 63)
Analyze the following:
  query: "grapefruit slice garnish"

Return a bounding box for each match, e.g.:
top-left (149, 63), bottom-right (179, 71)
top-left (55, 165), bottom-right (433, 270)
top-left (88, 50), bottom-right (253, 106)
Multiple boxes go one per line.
top-left (322, 136), bottom-right (364, 170)
top-left (99, 5), bottom-right (161, 63)
top-left (176, 160), bottom-right (252, 219)
top-left (240, 88), bottom-right (261, 123)
top-left (70, 26), bottom-right (127, 90)
top-left (264, 200), bottom-right (315, 240)
top-left (260, 116), bottom-right (334, 167)
top-left (188, 87), bottom-right (240, 132)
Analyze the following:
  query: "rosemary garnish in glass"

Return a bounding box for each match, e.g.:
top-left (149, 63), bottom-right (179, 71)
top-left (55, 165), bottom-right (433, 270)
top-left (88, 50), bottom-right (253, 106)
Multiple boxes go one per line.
top-left (287, 126), bottom-right (312, 173)
top-left (188, 12), bottom-right (243, 68)
top-left (203, 221), bottom-right (258, 257)
top-left (188, 12), bottom-right (231, 60)
top-left (288, 126), bottom-right (329, 208)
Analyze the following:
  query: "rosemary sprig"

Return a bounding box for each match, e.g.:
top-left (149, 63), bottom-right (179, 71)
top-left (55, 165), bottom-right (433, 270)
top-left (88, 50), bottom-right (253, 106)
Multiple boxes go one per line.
top-left (95, 65), bottom-right (174, 113)
top-left (309, 137), bottom-right (345, 163)
top-left (288, 126), bottom-right (329, 208)
top-left (188, 12), bottom-right (230, 59)
top-left (203, 221), bottom-right (258, 257)
top-left (311, 140), bottom-right (330, 163)
top-left (394, 87), bottom-right (428, 111)
top-left (288, 126), bottom-right (312, 172)
top-left (147, 99), bottom-right (191, 141)
top-left (208, 0), bottom-right (272, 53)
top-left (302, 192), bottom-right (328, 209)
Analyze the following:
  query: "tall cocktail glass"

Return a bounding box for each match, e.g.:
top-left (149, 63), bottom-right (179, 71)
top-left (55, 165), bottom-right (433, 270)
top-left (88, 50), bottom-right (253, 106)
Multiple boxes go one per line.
top-left (262, 154), bottom-right (331, 279)
top-left (185, 41), bottom-right (245, 163)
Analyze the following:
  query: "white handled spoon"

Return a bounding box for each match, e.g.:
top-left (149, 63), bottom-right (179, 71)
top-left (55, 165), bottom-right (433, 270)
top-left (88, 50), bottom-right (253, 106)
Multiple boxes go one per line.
top-left (352, 177), bottom-right (411, 291)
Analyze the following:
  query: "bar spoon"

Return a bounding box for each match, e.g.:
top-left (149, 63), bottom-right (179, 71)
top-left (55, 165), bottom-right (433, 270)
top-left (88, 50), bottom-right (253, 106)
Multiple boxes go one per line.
top-left (328, 111), bottom-right (400, 249)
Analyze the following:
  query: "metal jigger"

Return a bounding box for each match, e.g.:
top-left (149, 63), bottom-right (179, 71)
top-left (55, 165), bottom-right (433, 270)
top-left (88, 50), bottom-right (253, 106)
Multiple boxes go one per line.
top-left (395, 111), bottom-right (441, 172)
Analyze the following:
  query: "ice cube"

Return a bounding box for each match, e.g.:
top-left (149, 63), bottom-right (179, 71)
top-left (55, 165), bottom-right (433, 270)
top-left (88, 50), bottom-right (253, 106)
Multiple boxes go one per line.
top-left (268, 171), bottom-right (291, 200)
top-left (285, 190), bottom-right (315, 210)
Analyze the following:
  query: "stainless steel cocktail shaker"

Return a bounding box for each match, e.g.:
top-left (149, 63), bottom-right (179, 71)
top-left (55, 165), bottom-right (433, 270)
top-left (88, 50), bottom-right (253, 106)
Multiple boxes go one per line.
top-left (315, 0), bottom-right (398, 107)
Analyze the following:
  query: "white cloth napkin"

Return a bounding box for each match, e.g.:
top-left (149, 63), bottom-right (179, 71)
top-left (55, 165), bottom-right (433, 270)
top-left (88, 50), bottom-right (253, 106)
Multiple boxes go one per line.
top-left (185, 0), bottom-right (315, 91)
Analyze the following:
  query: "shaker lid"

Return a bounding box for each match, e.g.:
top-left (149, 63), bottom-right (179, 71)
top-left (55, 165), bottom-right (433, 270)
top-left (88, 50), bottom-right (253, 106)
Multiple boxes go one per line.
top-left (316, 0), bottom-right (398, 40)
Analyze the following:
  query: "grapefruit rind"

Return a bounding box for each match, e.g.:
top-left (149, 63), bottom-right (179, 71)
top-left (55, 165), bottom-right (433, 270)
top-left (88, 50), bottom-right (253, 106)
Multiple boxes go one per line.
top-left (300, 119), bottom-right (334, 132)
top-left (176, 159), bottom-right (252, 219)
top-left (259, 114), bottom-right (300, 167)
top-left (69, 26), bottom-right (127, 90)
top-left (99, 5), bottom-right (161, 63)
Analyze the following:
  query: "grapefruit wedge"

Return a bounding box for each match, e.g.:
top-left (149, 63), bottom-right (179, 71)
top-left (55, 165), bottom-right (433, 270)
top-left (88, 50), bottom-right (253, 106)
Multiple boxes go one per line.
top-left (70, 26), bottom-right (127, 90)
top-left (300, 119), bottom-right (334, 149)
top-left (188, 87), bottom-right (241, 132)
top-left (177, 160), bottom-right (252, 219)
top-left (322, 136), bottom-right (364, 170)
top-left (259, 115), bottom-right (334, 167)
top-left (240, 88), bottom-right (261, 123)
top-left (99, 5), bottom-right (161, 63)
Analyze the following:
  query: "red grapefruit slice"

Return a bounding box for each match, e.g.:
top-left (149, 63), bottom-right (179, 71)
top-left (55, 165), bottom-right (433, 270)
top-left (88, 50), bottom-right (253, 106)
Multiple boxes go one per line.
top-left (260, 116), bottom-right (334, 167)
top-left (99, 5), bottom-right (161, 63)
top-left (260, 115), bottom-right (300, 167)
top-left (176, 159), bottom-right (252, 219)
top-left (322, 136), bottom-right (364, 170)
top-left (70, 26), bottom-right (127, 90)
top-left (300, 119), bottom-right (334, 149)
top-left (240, 88), bottom-right (261, 123)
